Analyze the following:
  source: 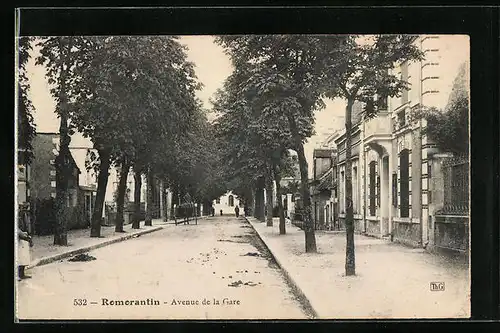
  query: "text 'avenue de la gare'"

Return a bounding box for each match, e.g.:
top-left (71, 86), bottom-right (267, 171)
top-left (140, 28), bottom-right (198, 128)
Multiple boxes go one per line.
top-left (99, 298), bottom-right (241, 306)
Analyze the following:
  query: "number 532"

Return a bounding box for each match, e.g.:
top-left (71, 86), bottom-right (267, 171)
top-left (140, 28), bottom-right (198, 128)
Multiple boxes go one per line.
top-left (73, 299), bottom-right (87, 306)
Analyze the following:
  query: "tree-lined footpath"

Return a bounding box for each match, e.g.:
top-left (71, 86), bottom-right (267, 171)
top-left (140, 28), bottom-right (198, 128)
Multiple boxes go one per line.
top-left (214, 35), bottom-right (423, 275)
top-left (27, 36), bottom-right (227, 244)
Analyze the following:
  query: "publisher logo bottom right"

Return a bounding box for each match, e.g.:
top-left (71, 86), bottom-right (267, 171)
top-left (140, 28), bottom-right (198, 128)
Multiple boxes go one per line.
top-left (430, 282), bottom-right (445, 291)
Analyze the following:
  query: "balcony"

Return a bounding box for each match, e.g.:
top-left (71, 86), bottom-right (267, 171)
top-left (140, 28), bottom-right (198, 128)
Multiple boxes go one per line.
top-left (363, 112), bottom-right (391, 143)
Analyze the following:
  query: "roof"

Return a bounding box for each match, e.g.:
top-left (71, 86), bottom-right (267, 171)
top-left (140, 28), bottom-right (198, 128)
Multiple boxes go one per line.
top-left (313, 149), bottom-right (333, 158)
top-left (313, 169), bottom-right (335, 193)
top-left (70, 147), bottom-right (96, 184)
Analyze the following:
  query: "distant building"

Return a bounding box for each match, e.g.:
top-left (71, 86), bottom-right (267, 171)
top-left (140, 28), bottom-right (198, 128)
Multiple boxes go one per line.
top-left (30, 133), bottom-right (91, 234)
top-left (213, 191), bottom-right (242, 216)
top-left (310, 149), bottom-right (334, 230)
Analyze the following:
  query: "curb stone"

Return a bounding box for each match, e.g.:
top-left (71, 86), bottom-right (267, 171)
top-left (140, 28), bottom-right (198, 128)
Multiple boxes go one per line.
top-left (29, 226), bottom-right (163, 268)
top-left (244, 217), bottom-right (318, 319)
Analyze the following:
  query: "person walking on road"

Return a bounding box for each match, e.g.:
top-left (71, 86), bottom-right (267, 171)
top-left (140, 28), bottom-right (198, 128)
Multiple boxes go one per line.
top-left (234, 205), bottom-right (240, 218)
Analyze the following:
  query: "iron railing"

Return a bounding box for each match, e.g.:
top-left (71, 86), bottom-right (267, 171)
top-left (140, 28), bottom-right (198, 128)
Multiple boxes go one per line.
top-left (440, 155), bottom-right (469, 215)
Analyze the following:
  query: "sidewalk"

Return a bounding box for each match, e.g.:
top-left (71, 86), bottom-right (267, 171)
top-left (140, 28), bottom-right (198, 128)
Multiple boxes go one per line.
top-left (246, 216), bottom-right (470, 319)
top-left (28, 219), bottom-right (165, 268)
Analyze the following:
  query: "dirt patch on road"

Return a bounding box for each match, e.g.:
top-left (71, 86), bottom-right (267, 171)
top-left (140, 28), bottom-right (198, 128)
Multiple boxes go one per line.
top-left (217, 239), bottom-right (246, 244)
top-left (68, 253), bottom-right (96, 262)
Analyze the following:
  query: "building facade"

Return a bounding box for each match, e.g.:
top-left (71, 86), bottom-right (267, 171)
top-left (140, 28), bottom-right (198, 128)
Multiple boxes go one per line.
top-left (334, 35), bottom-right (469, 250)
top-left (213, 191), bottom-right (243, 216)
top-left (311, 149), bottom-right (334, 230)
top-left (29, 133), bottom-right (89, 234)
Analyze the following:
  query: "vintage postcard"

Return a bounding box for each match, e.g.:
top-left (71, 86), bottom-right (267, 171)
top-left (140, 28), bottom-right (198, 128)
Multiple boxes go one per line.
top-left (15, 33), bottom-right (470, 320)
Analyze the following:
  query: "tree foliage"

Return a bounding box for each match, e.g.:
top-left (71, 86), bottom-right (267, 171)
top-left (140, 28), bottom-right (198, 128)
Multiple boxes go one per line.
top-left (215, 35), bottom-right (351, 252)
top-left (17, 37), bottom-right (36, 163)
top-left (412, 63), bottom-right (469, 156)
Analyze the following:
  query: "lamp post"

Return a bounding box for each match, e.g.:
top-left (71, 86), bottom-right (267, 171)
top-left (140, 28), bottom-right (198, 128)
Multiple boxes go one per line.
top-left (194, 203), bottom-right (198, 225)
top-left (173, 204), bottom-right (177, 226)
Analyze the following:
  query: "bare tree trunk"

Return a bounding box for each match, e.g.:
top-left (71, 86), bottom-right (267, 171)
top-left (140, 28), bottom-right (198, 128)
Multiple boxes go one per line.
top-left (296, 142), bottom-right (317, 253)
top-left (247, 187), bottom-right (254, 216)
top-left (145, 167), bottom-right (153, 226)
top-left (115, 160), bottom-right (130, 232)
top-left (54, 117), bottom-right (70, 246)
top-left (132, 164), bottom-right (142, 229)
top-left (254, 177), bottom-right (265, 221)
top-left (53, 39), bottom-right (72, 246)
top-left (265, 166), bottom-right (274, 227)
top-left (345, 98), bottom-right (356, 276)
top-left (287, 115), bottom-right (317, 252)
top-left (90, 148), bottom-right (110, 237)
top-left (273, 164), bottom-right (286, 235)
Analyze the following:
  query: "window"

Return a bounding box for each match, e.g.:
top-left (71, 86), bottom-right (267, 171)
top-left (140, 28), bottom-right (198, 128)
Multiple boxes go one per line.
top-left (399, 149), bottom-right (410, 217)
top-left (50, 170), bottom-right (56, 176)
top-left (400, 61), bottom-right (409, 104)
top-left (51, 192), bottom-right (56, 198)
top-left (51, 181), bottom-right (56, 188)
top-left (392, 173), bottom-right (398, 207)
top-left (369, 162), bottom-right (376, 216)
top-left (228, 195), bottom-right (234, 207)
top-left (216, 198), bottom-right (220, 204)
top-left (398, 109), bottom-right (406, 127)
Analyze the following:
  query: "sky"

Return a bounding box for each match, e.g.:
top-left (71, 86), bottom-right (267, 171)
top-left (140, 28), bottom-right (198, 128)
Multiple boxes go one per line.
top-left (26, 36), bottom-right (345, 177)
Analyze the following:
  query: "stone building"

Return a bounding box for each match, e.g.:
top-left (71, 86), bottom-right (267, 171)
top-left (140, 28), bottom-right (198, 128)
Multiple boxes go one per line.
top-left (213, 191), bottom-right (242, 216)
top-left (334, 35), bottom-right (469, 250)
top-left (29, 133), bottom-right (92, 234)
top-left (311, 149), bottom-right (334, 230)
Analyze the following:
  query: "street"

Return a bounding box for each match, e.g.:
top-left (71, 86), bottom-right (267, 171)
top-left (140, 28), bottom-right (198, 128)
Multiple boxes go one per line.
top-left (16, 216), bottom-right (310, 320)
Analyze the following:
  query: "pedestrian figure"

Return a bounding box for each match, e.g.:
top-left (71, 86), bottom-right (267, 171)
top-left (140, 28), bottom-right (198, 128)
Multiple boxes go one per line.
top-left (220, 209), bottom-right (223, 216)
top-left (211, 206), bottom-right (215, 217)
top-left (17, 203), bottom-right (33, 280)
top-left (235, 205), bottom-right (240, 218)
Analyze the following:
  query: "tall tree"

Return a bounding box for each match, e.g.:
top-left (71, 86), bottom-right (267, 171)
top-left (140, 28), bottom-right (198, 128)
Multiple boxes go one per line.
top-left (216, 35), bottom-right (345, 252)
top-left (114, 159), bottom-right (130, 232)
top-left (265, 164), bottom-right (274, 227)
top-left (36, 37), bottom-right (93, 245)
top-left (17, 37), bottom-right (36, 164)
top-left (131, 162), bottom-right (143, 229)
top-left (71, 36), bottom-right (201, 235)
top-left (322, 35), bottom-right (423, 275)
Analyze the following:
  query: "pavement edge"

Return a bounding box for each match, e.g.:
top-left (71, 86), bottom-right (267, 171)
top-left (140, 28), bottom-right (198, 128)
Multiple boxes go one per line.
top-left (29, 226), bottom-right (163, 268)
top-left (244, 216), bottom-right (319, 319)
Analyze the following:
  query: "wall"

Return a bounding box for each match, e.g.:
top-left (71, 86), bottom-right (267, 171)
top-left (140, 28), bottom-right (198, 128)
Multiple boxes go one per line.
top-left (30, 134), bottom-right (56, 200)
top-left (314, 157), bottom-right (332, 179)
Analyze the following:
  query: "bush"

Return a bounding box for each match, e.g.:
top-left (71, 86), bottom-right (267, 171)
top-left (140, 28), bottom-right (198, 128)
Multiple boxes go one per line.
top-left (32, 198), bottom-right (56, 236)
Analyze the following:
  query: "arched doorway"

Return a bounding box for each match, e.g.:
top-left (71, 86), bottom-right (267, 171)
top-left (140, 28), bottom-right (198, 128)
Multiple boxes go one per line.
top-left (228, 195), bottom-right (234, 207)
